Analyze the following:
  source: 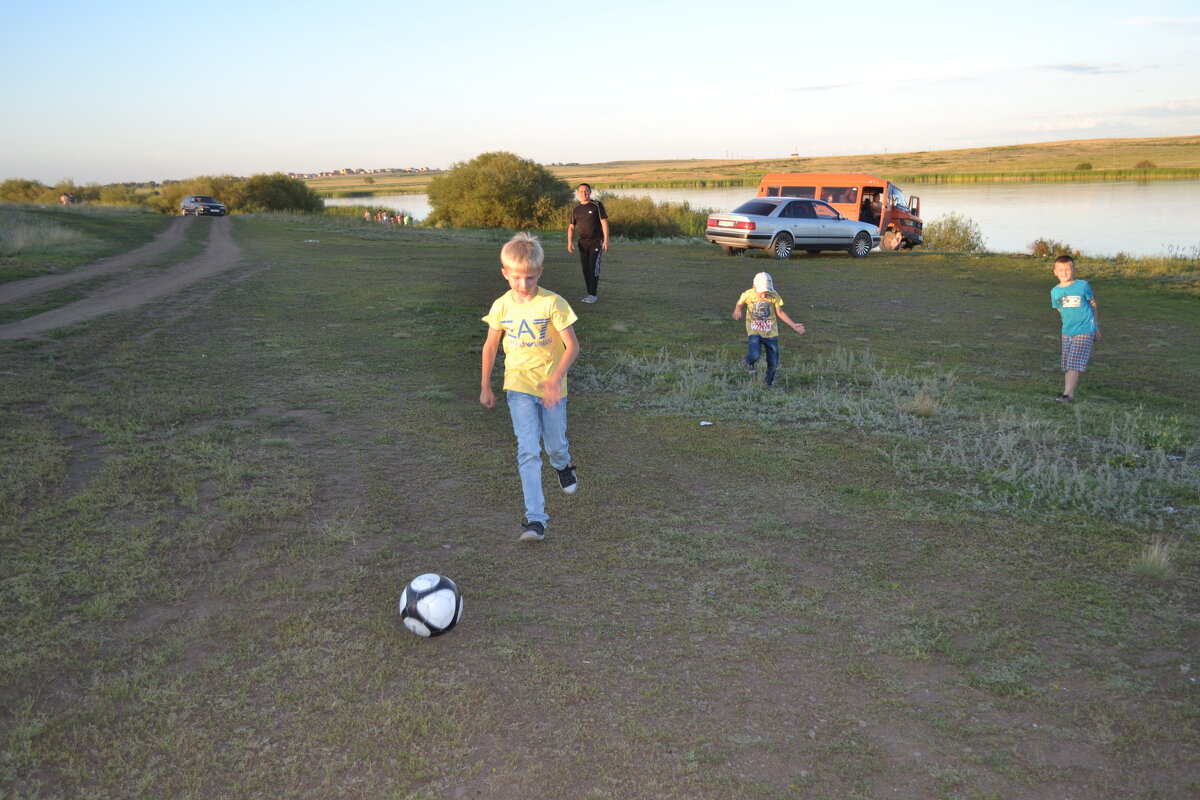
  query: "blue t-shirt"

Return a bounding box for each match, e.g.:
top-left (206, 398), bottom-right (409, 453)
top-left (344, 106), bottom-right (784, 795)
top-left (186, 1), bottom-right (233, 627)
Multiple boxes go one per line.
top-left (1051, 279), bottom-right (1097, 336)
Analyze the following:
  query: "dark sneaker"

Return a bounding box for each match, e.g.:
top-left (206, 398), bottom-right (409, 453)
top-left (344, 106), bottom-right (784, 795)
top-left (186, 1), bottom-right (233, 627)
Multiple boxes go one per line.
top-left (519, 521), bottom-right (545, 542)
top-left (555, 464), bottom-right (578, 494)
top-left (1054, 394), bottom-right (1073, 403)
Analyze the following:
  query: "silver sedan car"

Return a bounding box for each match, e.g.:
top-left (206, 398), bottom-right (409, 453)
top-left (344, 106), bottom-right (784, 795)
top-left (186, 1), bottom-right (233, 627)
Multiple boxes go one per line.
top-left (705, 197), bottom-right (881, 259)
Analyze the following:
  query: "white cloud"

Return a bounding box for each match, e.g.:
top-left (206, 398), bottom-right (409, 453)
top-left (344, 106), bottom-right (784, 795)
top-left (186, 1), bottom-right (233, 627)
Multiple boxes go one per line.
top-left (1125, 16), bottom-right (1200, 30)
top-left (1040, 63), bottom-right (1142, 75)
top-left (1121, 100), bottom-right (1200, 117)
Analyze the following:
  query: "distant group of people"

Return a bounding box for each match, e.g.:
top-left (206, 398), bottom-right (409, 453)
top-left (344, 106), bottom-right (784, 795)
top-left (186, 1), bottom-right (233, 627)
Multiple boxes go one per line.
top-left (58, 193), bottom-right (76, 205)
top-left (476, 182), bottom-right (1100, 543)
top-left (364, 209), bottom-right (412, 226)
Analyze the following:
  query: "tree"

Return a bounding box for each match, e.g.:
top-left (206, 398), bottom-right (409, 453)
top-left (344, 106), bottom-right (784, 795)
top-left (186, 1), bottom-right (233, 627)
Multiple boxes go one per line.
top-left (426, 151), bottom-right (572, 229)
top-left (0, 178), bottom-right (48, 203)
top-left (231, 173), bottom-right (324, 213)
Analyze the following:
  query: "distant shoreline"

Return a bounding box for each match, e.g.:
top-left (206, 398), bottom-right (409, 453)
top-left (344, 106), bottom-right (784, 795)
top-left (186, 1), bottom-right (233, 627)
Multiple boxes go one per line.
top-left (305, 135), bottom-right (1200, 197)
top-left (314, 168), bottom-right (1200, 199)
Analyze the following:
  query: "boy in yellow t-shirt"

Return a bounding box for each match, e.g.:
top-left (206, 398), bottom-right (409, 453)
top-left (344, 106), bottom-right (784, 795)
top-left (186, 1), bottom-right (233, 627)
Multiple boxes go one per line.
top-left (481, 233), bottom-right (581, 542)
top-left (732, 272), bottom-right (807, 387)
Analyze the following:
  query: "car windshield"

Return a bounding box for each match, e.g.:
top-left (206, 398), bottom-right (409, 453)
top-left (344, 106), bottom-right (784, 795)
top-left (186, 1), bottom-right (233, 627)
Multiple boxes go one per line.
top-left (732, 201), bottom-right (778, 216)
top-left (195, 196), bottom-right (219, 203)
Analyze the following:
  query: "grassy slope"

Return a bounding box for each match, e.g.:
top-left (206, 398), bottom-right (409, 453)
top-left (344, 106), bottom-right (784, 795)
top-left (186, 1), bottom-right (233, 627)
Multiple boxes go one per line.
top-left (1, 210), bottom-right (1197, 799)
top-left (304, 135), bottom-right (1200, 195)
top-left (0, 205), bottom-right (172, 282)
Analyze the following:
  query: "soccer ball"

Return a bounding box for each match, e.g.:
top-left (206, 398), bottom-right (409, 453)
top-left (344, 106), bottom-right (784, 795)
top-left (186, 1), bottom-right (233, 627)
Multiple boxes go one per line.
top-left (398, 573), bottom-right (463, 637)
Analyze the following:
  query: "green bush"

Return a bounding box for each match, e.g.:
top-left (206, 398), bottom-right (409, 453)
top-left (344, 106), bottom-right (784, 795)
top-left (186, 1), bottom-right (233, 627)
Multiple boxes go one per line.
top-left (1134, 159), bottom-right (1157, 169)
top-left (0, 178), bottom-right (47, 203)
top-left (597, 194), bottom-right (709, 240)
top-left (1075, 162), bottom-right (1093, 171)
top-left (145, 174), bottom-right (322, 215)
top-left (922, 212), bottom-right (987, 253)
top-left (1029, 237), bottom-right (1074, 258)
top-left (147, 176), bottom-right (241, 214)
top-left (426, 151), bottom-right (572, 229)
top-left (230, 173), bottom-right (324, 213)
top-left (98, 184), bottom-right (142, 206)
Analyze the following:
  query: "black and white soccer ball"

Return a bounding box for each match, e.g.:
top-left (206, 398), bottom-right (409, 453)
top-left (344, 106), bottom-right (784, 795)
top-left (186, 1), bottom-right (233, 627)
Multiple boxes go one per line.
top-left (398, 573), bottom-right (463, 637)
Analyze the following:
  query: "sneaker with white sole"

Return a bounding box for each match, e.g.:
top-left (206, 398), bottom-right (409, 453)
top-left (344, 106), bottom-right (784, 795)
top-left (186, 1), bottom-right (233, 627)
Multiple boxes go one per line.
top-left (519, 521), bottom-right (545, 542)
top-left (581, 295), bottom-right (597, 304)
top-left (555, 464), bottom-right (578, 494)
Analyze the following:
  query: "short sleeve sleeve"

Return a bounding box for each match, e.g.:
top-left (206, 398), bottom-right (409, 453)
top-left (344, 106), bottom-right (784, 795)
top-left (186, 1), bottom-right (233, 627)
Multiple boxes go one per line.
top-left (550, 296), bottom-right (579, 331)
top-left (481, 297), bottom-right (504, 329)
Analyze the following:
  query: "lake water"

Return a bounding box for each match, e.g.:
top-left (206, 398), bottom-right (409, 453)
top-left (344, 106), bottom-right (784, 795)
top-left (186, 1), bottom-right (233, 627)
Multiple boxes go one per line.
top-left (323, 180), bottom-right (1200, 257)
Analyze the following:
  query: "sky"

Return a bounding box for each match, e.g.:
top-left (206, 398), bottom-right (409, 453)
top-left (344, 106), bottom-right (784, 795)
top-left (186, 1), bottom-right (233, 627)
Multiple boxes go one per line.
top-left (1, 0), bottom-right (1198, 185)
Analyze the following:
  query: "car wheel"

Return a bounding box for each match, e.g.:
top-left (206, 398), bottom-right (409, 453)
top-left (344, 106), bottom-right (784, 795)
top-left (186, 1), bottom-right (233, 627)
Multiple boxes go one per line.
top-left (720, 245), bottom-right (745, 256)
top-left (770, 233), bottom-right (794, 260)
top-left (849, 232), bottom-right (872, 258)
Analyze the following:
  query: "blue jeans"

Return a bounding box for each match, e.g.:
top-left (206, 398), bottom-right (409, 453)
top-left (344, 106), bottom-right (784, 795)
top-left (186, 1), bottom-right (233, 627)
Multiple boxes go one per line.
top-left (746, 335), bottom-right (780, 385)
top-left (507, 391), bottom-right (571, 526)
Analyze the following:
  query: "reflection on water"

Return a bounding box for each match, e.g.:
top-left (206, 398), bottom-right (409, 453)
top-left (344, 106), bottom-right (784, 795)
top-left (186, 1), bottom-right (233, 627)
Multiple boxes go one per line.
top-left (323, 181), bottom-right (1199, 257)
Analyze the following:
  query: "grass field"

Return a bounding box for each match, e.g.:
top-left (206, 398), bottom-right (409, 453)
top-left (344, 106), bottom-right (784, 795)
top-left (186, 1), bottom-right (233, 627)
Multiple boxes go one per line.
top-left (1, 208), bottom-right (1198, 798)
top-left (304, 135), bottom-right (1200, 196)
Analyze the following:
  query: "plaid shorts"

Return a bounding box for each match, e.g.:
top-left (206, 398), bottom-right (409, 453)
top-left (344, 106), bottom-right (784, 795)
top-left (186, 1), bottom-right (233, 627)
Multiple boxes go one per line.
top-left (1061, 332), bottom-right (1095, 372)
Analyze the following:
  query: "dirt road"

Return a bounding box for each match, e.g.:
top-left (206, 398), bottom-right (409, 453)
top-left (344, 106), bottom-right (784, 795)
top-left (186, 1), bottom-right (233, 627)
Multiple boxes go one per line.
top-left (0, 217), bottom-right (243, 339)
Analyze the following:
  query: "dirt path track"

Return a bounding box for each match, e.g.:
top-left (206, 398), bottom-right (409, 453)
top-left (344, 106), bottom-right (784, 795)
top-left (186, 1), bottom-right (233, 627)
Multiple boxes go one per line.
top-left (0, 217), bottom-right (242, 340)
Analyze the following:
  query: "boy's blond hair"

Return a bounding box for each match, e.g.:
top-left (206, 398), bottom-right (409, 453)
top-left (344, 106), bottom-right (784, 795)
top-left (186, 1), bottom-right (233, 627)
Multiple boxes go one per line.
top-left (501, 232), bottom-right (544, 273)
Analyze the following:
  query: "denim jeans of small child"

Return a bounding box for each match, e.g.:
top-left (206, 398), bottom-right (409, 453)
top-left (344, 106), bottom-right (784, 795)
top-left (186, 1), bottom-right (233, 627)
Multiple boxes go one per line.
top-left (506, 390), bottom-right (571, 526)
top-left (746, 334), bottom-right (780, 386)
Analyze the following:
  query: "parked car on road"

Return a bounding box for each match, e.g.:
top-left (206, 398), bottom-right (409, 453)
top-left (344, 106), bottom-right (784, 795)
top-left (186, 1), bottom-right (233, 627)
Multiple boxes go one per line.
top-left (180, 195), bottom-right (227, 216)
top-left (705, 197), bottom-right (881, 259)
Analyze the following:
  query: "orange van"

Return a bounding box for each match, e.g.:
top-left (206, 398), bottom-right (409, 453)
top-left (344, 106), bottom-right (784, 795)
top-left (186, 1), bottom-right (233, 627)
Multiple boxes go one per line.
top-left (757, 173), bottom-right (922, 250)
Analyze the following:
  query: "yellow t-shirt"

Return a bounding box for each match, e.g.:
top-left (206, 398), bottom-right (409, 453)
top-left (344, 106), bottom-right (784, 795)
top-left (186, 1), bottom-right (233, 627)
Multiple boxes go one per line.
top-left (482, 287), bottom-right (579, 397)
top-left (737, 289), bottom-right (784, 337)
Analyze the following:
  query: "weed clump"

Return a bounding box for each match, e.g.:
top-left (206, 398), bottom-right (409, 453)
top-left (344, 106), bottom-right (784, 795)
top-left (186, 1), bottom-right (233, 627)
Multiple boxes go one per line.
top-left (1029, 237), bottom-right (1074, 258)
top-left (1130, 537), bottom-right (1178, 578)
top-left (576, 347), bottom-right (1199, 529)
top-left (597, 194), bottom-right (710, 240)
top-left (922, 212), bottom-right (987, 253)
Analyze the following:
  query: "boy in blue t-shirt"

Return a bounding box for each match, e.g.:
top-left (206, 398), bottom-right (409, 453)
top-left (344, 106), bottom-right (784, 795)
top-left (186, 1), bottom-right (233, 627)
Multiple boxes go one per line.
top-left (1050, 254), bottom-right (1099, 403)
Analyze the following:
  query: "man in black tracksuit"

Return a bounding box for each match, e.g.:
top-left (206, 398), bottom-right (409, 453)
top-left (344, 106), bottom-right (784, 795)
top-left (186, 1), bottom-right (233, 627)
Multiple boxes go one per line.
top-left (566, 183), bottom-right (609, 304)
